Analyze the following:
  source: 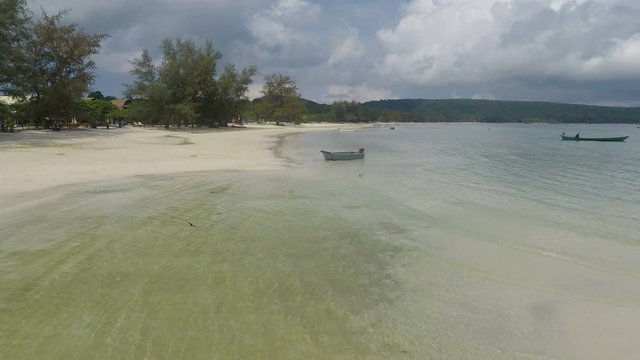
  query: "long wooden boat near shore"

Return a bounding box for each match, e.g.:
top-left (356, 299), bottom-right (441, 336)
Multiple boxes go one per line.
top-left (561, 134), bottom-right (628, 142)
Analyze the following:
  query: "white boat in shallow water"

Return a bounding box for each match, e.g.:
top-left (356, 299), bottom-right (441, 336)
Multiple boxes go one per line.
top-left (321, 148), bottom-right (365, 160)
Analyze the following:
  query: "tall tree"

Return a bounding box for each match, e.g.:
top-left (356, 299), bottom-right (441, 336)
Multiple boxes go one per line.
top-left (76, 98), bottom-right (117, 125)
top-left (331, 100), bottom-right (365, 122)
top-left (213, 64), bottom-right (256, 124)
top-left (0, 0), bottom-right (28, 129)
top-left (257, 73), bottom-right (305, 125)
top-left (125, 48), bottom-right (157, 99)
top-left (87, 90), bottom-right (105, 99)
top-left (19, 10), bottom-right (107, 127)
top-left (125, 38), bottom-right (255, 127)
top-left (0, 0), bottom-right (30, 96)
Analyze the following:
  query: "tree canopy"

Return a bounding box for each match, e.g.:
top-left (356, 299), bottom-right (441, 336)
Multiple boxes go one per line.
top-left (125, 38), bottom-right (256, 128)
top-left (22, 11), bottom-right (107, 126)
top-left (256, 73), bottom-right (305, 125)
top-left (0, 0), bottom-right (29, 128)
top-left (0, 3), bottom-right (107, 128)
top-left (0, 0), bottom-right (30, 92)
top-left (76, 99), bottom-right (117, 126)
top-left (359, 99), bottom-right (640, 123)
top-left (331, 101), bottom-right (367, 122)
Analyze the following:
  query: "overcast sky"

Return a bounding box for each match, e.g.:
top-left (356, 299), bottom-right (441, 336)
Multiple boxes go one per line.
top-left (28, 0), bottom-right (640, 105)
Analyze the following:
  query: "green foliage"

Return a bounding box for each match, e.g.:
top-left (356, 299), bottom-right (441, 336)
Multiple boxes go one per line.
top-left (251, 97), bottom-right (640, 124)
top-left (0, 101), bottom-right (9, 128)
top-left (125, 49), bottom-right (157, 99)
top-left (299, 98), bottom-right (330, 114)
top-left (11, 10), bottom-right (107, 127)
top-left (331, 101), bottom-right (368, 122)
top-left (125, 38), bottom-right (255, 127)
top-left (0, 97), bottom-right (27, 130)
top-left (304, 111), bottom-right (334, 122)
top-left (87, 90), bottom-right (104, 99)
top-left (86, 90), bottom-right (116, 101)
top-left (257, 73), bottom-right (306, 124)
top-left (212, 64), bottom-right (256, 123)
top-left (158, 38), bottom-right (220, 105)
top-left (361, 99), bottom-right (640, 123)
top-left (76, 99), bottom-right (117, 124)
top-left (125, 83), bottom-right (172, 127)
top-left (0, 0), bottom-right (30, 96)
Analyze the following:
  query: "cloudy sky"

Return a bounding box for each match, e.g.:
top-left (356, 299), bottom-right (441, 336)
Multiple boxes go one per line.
top-left (28, 0), bottom-right (640, 105)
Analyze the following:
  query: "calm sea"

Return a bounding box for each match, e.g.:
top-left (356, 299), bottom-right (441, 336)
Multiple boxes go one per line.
top-left (1, 123), bottom-right (639, 359)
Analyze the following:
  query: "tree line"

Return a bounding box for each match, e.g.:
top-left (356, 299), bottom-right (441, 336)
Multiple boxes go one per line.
top-left (0, 1), bottom-right (106, 130)
top-left (5, 0), bottom-right (635, 130)
top-left (358, 99), bottom-right (640, 124)
top-left (287, 98), bottom-right (640, 124)
top-left (0, 0), bottom-right (306, 131)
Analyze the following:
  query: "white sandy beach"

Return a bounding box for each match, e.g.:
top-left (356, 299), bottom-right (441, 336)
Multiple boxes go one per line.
top-left (0, 124), bottom-right (357, 204)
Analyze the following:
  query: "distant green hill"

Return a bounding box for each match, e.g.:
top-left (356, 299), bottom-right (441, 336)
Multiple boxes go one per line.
top-left (250, 97), bottom-right (330, 113)
top-left (249, 97), bottom-right (640, 123)
top-left (299, 98), bottom-right (331, 114)
top-left (361, 99), bottom-right (640, 123)
top-left (250, 97), bottom-right (332, 122)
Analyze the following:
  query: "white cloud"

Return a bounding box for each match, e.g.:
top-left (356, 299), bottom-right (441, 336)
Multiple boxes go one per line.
top-left (323, 85), bottom-right (397, 103)
top-left (25, 0), bottom-right (640, 104)
top-left (581, 33), bottom-right (640, 78)
top-left (94, 48), bottom-right (142, 74)
top-left (246, 83), bottom-right (264, 100)
top-left (376, 0), bottom-right (494, 85)
top-left (269, 0), bottom-right (318, 18)
top-left (249, 15), bottom-right (297, 48)
top-left (249, 0), bottom-right (321, 49)
top-left (376, 0), bottom-right (640, 86)
top-left (328, 29), bottom-right (365, 66)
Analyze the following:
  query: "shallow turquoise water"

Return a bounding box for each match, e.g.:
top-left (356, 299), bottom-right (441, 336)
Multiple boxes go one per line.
top-left (1, 124), bottom-right (639, 359)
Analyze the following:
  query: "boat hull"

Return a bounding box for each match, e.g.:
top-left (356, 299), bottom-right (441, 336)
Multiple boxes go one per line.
top-left (561, 135), bottom-right (628, 142)
top-left (321, 151), bottom-right (365, 160)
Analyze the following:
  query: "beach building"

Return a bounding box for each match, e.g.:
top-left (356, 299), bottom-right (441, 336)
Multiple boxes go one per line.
top-left (111, 99), bottom-right (131, 111)
top-left (109, 99), bottom-right (132, 126)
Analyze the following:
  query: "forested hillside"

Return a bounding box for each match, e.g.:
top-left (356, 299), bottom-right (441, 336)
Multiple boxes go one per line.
top-left (251, 97), bottom-right (640, 124)
top-left (360, 99), bottom-right (640, 123)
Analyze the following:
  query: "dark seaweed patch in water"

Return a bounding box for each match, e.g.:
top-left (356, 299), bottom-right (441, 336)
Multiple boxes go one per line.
top-left (209, 183), bottom-right (233, 194)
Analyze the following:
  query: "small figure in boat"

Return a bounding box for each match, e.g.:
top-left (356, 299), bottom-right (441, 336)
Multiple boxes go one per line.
top-left (358, 147), bottom-right (365, 153)
top-left (575, 133), bottom-right (580, 139)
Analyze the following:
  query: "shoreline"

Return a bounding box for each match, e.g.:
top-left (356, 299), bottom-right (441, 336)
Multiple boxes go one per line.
top-left (0, 124), bottom-right (361, 206)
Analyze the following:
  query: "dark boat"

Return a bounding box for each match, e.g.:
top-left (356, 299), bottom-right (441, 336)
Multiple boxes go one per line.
top-left (561, 133), bottom-right (628, 142)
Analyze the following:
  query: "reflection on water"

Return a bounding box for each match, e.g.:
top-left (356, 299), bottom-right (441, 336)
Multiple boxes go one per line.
top-left (1, 124), bottom-right (640, 359)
